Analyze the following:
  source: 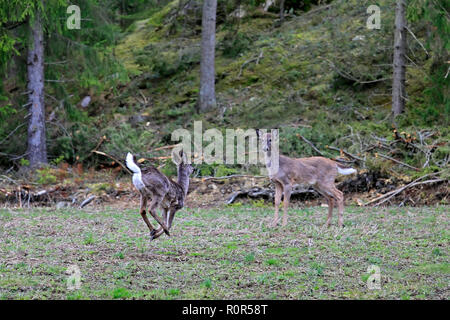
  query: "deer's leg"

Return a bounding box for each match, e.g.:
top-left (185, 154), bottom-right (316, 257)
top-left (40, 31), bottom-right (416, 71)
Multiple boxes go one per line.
top-left (333, 187), bottom-right (344, 227)
top-left (167, 206), bottom-right (178, 229)
top-left (316, 184), bottom-right (338, 228)
top-left (151, 207), bottom-right (169, 240)
top-left (152, 206), bottom-right (178, 240)
top-left (272, 182), bottom-right (283, 227)
top-left (282, 184), bottom-right (292, 227)
top-left (139, 195), bottom-right (156, 233)
top-left (148, 196), bottom-right (171, 236)
top-left (325, 196), bottom-right (334, 228)
top-left (315, 188), bottom-right (333, 227)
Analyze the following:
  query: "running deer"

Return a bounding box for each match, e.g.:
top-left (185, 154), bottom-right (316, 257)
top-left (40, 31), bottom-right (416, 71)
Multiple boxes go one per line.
top-left (126, 150), bottom-right (193, 240)
top-left (257, 130), bottom-right (356, 228)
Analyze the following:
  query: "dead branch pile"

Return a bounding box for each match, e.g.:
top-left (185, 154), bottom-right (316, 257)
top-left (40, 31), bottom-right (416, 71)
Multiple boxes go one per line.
top-left (0, 183), bottom-right (131, 208)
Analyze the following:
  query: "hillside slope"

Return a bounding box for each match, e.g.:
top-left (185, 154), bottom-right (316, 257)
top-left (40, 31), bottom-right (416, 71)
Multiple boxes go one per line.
top-left (109, 0), bottom-right (447, 177)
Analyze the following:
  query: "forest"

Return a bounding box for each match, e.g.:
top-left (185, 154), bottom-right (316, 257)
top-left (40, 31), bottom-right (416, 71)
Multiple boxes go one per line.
top-left (0, 0), bottom-right (448, 300)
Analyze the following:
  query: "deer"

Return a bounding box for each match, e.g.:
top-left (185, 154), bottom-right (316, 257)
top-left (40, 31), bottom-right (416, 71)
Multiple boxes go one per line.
top-left (257, 130), bottom-right (356, 228)
top-left (125, 150), bottom-right (193, 240)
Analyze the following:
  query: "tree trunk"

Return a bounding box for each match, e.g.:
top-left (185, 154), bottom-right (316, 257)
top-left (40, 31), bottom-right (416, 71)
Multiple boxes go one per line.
top-left (199, 0), bottom-right (217, 112)
top-left (27, 11), bottom-right (47, 167)
top-left (392, 0), bottom-right (407, 117)
top-left (280, 0), bottom-right (285, 21)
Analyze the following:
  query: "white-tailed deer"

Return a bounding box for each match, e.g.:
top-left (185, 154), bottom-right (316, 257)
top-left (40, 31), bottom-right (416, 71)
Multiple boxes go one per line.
top-left (258, 130), bottom-right (356, 228)
top-left (126, 150), bottom-right (193, 240)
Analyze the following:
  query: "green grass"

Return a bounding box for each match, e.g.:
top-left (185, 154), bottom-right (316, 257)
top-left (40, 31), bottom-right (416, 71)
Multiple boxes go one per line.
top-left (0, 205), bottom-right (448, 299)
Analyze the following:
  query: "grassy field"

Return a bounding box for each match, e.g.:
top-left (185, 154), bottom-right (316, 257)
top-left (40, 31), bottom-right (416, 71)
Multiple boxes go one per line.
top-left (0, 204), bottom-right (448, 300)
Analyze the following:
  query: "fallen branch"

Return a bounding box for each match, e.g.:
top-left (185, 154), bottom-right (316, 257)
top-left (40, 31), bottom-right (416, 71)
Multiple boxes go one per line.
top-left (92, 150), bottom-right (131, 174)
top-left (373, 178), bottom-right (446, 207)
top-left (297, 134), bottom-right (326, 157)
top-left (305, 4), bottom-right (333, 16)
top-left (364, 171), bottom-right (446, 206)
top-left (405, 26), bottom-right (429, 56)
top-left (0, 175), bottom-right (20, 185)
top-left (226, 185), bottom-right (316, 204)
top-left (202, 174), bottom-right (268, 181)
top-left (151, 144), bottom-right (180, 152)
top-left (327, 146), bottom-right (364, 162)
top-left (91, 136), bottom-right (107, 154)
top-left (0, 123), bottom-right (26, 145)
top-left (139, 156), bottom-right (172, 163)
top-left (33, 187), bottom-right (59, 197)
top-left (79, 195), bottom-right (96, 209)
top-left (326, 59), bottom-right (390, 85)
top-left (376, 153), bottom-right (420, 171)
top-left (237, 50), bottom-right (264, 78)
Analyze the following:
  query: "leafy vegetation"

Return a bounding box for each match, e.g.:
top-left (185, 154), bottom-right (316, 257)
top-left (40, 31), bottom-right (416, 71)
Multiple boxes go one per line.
top-left (0, 0), bottom-right (448, 174)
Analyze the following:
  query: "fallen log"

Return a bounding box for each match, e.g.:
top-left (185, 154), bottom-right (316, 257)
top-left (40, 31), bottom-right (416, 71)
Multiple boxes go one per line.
top-left (79, 195), bottom-right (96, 209)
top-left (226, 185), bottom-right (316, 204)
top-left (203, 174), bottom-right (268, 181)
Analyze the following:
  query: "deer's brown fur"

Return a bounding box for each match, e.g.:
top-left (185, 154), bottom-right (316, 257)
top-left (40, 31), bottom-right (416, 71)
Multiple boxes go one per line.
top-left (126, 151), bottom-right (193, 240)
top-left (259, 131), bottom-right (356, 227)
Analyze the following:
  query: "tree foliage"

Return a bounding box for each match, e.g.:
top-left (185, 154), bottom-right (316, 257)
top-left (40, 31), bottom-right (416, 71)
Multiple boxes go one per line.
top-left (407, 0), bottom-right (449, 122)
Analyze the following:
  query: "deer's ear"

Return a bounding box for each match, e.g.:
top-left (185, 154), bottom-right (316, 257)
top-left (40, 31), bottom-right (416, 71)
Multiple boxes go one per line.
top-left (180, 149), bottom-right (188, 164)
top-left (272, 129), bottom-right (279, 139)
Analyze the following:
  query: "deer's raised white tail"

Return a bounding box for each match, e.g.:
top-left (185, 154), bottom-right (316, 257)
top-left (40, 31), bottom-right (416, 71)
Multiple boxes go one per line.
top-left (126, 152), bottom-right (145, 191)
top-left (336, 165), bottom-right (357, 175)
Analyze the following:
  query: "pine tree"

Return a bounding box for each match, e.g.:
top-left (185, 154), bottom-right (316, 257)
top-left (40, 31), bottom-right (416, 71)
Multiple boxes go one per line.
top-left (0, 1), bottom-right (68, 167)
top-left (392, 0), bottom-right (407, 117)
top-left (1, 0), bottom-right (127, 166)
top-left (199, 0), bottom-right (217, 112)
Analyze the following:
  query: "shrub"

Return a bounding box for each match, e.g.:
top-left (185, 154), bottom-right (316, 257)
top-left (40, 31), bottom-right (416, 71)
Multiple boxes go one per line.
top-left (102, 123), bottom-right (155, 158)
top-left (222, 32), bottom-right (252, 58)
top-left (35, 167), bottom-right (58, 185)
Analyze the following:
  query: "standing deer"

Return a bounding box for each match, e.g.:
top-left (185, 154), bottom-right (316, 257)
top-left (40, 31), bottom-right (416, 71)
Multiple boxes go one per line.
top-left (126, 150), bottom-right (193, 240)
top-left (258, 130), bottom-right (356, 228)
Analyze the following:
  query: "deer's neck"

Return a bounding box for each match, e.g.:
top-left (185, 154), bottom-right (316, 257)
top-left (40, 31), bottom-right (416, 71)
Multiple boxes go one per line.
top-left (263, 150), bottom-right (280, 177)
top-left (177, 167), bottom-right (190, 197)
top-left (263, 150), bottom-right (272, 166)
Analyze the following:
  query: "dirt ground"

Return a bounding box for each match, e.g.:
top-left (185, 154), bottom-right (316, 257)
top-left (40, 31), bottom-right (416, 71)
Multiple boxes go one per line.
top-left (0, 203), bottom-right (448, 300)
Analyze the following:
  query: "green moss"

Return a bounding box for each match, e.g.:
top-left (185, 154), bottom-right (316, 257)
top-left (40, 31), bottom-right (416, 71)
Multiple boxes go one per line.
top-left (108, 0), bottom-right (446, 178)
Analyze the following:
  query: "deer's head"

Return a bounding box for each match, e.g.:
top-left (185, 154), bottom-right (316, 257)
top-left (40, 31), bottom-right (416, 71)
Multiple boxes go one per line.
top-left (257, 129), bottom-right (278, 153)
top-left (175, 150), bottom-right (194, 176)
